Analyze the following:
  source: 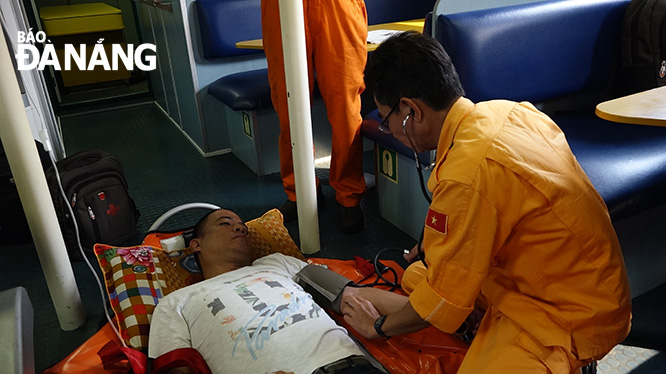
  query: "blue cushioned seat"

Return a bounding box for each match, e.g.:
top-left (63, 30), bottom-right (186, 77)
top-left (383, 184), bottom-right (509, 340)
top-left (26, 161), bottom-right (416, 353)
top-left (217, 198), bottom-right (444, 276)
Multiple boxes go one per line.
top-left (196, 0), bottom-right (263, 59)
top-left (433, 0), bottom-right (666, 223)
top-left (556, 115), bottom-right (666, 222)
top-left (208, 69), bottom-right (272, 112)
top-left (436, 0), bottom-right (628, 103)
top-left (208, 68), bottom-right (323, 112)
top-left (365, 0), bottom-right (435, 25)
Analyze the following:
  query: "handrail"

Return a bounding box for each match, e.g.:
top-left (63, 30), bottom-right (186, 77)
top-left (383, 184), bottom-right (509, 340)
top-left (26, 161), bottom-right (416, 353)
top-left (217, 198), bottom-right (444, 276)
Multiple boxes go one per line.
top-left (148, 202), bottom-right (221, 231)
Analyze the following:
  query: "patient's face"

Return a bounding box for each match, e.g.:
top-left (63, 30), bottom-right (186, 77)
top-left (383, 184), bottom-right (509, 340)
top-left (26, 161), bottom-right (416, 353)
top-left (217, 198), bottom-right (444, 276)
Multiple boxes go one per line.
top-left (196, 209), bottom-right (250, 260)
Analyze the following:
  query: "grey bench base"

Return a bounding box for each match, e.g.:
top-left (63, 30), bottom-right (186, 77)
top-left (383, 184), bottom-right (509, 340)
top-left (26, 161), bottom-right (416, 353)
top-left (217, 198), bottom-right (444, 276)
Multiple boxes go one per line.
top-left (211, 69), bottom-right (339, 176)
top-left (223, 100), bottom-right (337, 176)
top-left (614, 202), bottom-right (666, 297)
top-left (374, 143), bottom-right (432, 240)
top-left (0, 287), bottom-right (34, 374)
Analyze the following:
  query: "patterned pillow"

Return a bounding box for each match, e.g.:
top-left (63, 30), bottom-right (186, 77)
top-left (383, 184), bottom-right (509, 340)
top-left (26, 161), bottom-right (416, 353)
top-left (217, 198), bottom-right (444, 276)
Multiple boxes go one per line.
top-left (94, 244), bottom-right (163, 352)
top-left (95, 208), bottom-right (302, 352)
top-left (152, 247), bottom-right (203, 296)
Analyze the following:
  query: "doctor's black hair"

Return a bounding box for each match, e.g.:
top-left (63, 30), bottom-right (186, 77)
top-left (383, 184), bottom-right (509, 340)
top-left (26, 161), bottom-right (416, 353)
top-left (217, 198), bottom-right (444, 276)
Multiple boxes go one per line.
top-left (364, 31), bottom-right (464, 111)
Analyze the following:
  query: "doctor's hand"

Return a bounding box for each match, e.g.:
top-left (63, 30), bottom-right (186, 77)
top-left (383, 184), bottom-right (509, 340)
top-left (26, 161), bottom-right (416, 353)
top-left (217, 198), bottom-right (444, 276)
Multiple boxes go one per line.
top-left (341, 294), bottom-right (382, 339)
top-left (403, 243), bottom-right (421, 263)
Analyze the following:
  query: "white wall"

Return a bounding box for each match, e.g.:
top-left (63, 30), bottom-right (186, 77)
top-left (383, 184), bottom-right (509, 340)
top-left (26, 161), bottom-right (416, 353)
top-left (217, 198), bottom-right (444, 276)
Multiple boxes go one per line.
top-left (1, 0), bottom-right (63, 158)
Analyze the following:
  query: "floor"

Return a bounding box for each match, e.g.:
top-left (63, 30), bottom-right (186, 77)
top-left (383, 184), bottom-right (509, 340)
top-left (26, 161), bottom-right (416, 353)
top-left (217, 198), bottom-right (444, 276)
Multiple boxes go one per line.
top-left (1, 103), bottom-right (664, 373)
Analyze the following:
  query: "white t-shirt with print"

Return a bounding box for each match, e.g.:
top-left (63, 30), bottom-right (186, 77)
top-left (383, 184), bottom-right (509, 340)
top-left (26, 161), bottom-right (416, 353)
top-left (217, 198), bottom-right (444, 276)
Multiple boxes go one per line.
top-left (148, 253), bottom-right (363, 374)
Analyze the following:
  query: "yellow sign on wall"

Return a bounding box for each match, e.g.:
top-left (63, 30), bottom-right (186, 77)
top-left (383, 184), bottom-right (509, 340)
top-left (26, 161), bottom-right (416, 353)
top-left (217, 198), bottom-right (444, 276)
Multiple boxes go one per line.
top-left (378, 145), bottom-right (397, 183)
top-left (242, 112), bottom-right (252, 139)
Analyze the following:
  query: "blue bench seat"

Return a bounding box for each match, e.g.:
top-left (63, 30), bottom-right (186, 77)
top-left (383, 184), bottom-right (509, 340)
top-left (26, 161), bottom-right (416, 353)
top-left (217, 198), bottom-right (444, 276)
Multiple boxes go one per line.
top-left (207, 68), bottom-right (282, 175)
top-left (207, 67), bottom-right (329, 176)
top-left (197, 0), bottom-right (335, 176)
top-left (197, 0), bottom-right (438, 175)
top-left (208, 69), bottom-right (273, 112)
top-left (196, 0), bottom-right (281, 175)
top-left (556, 115), bottom-right (666, 222)
top-left (434, 0), bottom-right (666, 223)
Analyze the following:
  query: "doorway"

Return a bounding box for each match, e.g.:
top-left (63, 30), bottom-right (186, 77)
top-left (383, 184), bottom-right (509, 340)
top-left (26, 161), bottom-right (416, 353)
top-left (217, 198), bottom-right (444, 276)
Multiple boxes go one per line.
top-left (22, 0), bottom-right (152, 113)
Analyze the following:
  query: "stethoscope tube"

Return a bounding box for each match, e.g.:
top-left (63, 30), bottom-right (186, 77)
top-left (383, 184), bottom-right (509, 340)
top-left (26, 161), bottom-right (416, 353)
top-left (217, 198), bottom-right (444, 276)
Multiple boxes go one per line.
top-left (402, 112), bottom-right (432, 268)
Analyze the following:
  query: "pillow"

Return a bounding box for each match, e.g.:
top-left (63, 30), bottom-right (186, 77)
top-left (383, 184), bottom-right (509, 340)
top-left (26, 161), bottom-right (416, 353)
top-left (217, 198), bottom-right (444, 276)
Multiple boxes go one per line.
top-left (96, 208), bottom-right (302, 352)
top-left (247, 208), bottom-right (304, 262)
top-left (152, 248), bottom-right (203, 296)
top-left (94, 244), bottom-right (163, 352)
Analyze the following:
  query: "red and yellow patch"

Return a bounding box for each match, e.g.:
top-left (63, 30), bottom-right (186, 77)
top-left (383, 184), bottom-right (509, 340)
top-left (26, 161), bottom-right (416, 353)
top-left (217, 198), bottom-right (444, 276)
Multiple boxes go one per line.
top-left (425, 208), bottom-right (448, 235)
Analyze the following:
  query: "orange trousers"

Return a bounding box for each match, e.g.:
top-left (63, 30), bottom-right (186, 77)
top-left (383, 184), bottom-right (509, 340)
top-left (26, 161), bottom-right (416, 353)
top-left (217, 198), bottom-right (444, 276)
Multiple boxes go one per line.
top-left (261, 0), bottom-right (367, 207)
top-left (402, 262), bottom-right (588, 374)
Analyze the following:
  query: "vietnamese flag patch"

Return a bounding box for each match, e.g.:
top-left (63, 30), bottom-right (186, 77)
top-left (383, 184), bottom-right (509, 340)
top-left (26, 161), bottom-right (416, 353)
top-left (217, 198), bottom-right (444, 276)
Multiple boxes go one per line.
top-left (425, 208), bottom-right (448, 235)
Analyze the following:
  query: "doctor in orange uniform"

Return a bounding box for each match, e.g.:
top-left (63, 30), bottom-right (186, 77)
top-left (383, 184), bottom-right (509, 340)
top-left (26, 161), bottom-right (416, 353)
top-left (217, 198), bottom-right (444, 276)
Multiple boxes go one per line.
top-left (261, 0), bottom-right (368, 233)
top-left (341, 32), bottom-right (632, 374)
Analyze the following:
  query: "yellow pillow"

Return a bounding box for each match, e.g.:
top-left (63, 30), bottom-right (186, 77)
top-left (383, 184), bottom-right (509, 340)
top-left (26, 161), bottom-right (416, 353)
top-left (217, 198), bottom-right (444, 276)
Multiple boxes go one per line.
top-left (247, 208), bottom-right (304, 262)
top-left (95, 208), bottom-right (302, 352)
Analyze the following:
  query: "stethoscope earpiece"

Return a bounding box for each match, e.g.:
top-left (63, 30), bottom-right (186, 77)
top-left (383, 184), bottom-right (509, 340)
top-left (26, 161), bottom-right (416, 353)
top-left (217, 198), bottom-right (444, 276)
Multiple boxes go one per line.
top-left (402, 112), bottom-right (413, 134)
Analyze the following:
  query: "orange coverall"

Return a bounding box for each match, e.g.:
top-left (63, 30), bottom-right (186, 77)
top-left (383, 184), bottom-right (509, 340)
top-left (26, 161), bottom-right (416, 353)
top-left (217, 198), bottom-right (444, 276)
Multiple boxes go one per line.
top-left (261, 0), bottom-right (367, 207)
top-left (403, 98), bottom-right (632, 373)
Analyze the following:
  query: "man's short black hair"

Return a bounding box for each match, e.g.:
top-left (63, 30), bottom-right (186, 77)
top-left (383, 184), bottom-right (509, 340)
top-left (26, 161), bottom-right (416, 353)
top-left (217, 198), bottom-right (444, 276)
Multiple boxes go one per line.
top-left (191, 209), bottom-right (218, 240)
top-left (191, 208), bottom-right (244, 240)
top-left (364, 31), bottom-right (464, 111)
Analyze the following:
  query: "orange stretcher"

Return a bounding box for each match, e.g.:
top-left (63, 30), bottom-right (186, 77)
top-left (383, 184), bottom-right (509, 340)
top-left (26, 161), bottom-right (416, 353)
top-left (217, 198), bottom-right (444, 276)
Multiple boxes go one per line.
top-left (44, 204), bottom-right (468, 374)
top-left (45, 258), bottom-right (467, 374)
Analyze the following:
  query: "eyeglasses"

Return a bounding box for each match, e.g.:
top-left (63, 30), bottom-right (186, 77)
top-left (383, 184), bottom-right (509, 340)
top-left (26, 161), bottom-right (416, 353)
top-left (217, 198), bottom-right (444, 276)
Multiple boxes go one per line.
top-left (378, 102), bottom-right (400, 134)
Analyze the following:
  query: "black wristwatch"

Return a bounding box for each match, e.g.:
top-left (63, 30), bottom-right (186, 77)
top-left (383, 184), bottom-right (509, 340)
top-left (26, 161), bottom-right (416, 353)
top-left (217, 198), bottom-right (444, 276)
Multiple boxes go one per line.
top-left (373, 315), bottom-right (389, 338)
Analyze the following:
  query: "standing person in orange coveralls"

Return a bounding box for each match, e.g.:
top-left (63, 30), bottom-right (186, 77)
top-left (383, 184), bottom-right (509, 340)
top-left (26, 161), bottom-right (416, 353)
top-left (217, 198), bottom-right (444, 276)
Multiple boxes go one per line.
top-left (261, 0), bottom-right (368, 233)
top-left (341, 32), bottom-right (632, 374)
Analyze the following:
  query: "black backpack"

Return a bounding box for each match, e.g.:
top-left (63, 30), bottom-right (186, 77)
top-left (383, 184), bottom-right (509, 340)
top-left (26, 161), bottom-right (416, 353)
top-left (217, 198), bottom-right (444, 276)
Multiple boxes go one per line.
top-left (45, 149), bottom-right (140, 259)
top-left (619, 0), bottom-right (666, 94)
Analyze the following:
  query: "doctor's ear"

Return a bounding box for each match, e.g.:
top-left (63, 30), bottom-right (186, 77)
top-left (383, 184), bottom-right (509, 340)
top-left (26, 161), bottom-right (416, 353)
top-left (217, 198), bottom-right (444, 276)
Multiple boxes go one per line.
top-left (400, 98), bottom-right (423, 122)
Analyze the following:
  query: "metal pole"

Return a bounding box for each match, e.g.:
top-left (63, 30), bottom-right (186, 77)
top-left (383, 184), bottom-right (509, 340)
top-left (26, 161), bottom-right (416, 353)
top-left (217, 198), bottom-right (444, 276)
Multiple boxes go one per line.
top-left (0, 33), bottom-right (86, 330)
top-left (277, 0), bottom-right (320, 254)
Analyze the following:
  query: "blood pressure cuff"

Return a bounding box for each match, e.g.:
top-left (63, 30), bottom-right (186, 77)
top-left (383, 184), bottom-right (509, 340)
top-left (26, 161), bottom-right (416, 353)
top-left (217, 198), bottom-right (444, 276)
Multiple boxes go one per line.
top-left (296, 264), bottom-right (354, 313)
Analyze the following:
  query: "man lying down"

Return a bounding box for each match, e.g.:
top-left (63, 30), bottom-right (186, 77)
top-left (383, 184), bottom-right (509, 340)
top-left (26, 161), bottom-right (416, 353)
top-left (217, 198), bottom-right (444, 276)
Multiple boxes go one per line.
top-left (148, 208), bottom-right (407, 374)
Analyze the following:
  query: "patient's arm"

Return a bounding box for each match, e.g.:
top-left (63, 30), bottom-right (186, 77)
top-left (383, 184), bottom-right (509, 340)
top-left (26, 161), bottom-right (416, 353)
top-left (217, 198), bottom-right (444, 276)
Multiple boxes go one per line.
top-left (341, 287), bottom-right (430, 339)
top-left (342, 286), bottom-right (409, 315)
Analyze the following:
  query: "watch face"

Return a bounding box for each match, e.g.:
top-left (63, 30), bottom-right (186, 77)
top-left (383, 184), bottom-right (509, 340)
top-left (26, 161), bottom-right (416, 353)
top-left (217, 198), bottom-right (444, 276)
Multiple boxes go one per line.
top-left (374, 315), bottom-right (388, 338)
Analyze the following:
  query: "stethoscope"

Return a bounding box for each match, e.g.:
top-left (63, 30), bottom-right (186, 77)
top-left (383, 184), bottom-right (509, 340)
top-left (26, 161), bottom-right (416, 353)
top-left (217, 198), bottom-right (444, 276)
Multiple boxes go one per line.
top-left (401, 112), bottom-right (433, 269)
top-left (402, 113), bottom-right (476, 342)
